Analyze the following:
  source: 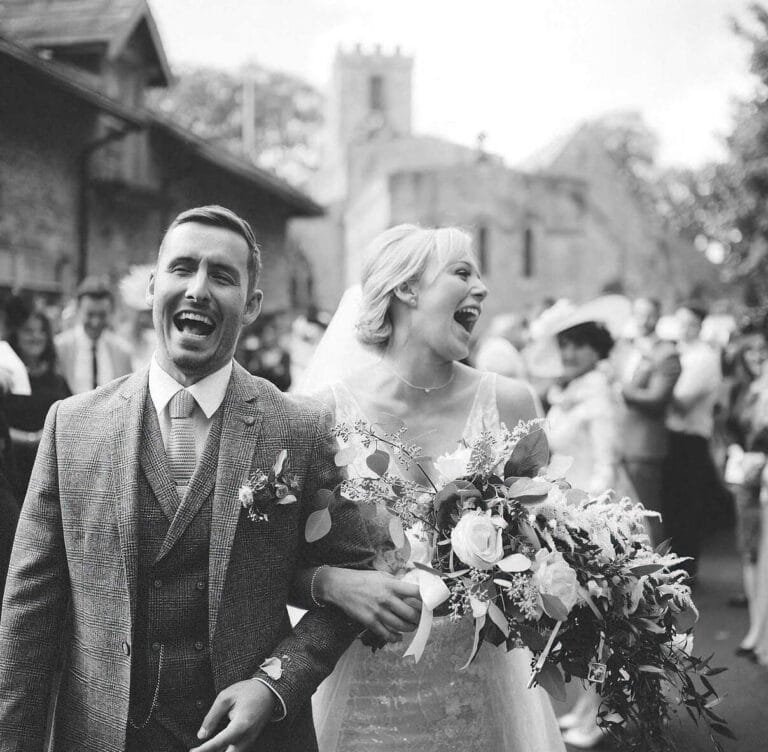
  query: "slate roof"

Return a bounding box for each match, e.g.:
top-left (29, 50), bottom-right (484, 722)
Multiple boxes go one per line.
top-left (0, 32), bottom-right (323, 217)
top-left (0, 0), bottom-right (171, 85)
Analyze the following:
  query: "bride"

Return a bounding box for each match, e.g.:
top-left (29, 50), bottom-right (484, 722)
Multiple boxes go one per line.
top-left (294, 224), bottom-right (565, 751)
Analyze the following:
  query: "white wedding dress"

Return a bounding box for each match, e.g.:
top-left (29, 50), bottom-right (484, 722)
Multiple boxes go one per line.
top-left (313, 372), bottom-right (565, 752)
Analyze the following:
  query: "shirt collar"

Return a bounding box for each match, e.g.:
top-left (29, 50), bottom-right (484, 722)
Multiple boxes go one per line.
top-left (149, 355), bottom-right (233, 419)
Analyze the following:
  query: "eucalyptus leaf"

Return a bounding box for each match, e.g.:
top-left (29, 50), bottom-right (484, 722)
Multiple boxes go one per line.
top-left (334, 445), bottom-right (358, 467)
top-left (507, 478), bottom-right (551, 499)
top-left (541, 593), bottom-right (569, 621)
top-left (389, 516), bottom-right (406, 549)
top-left (504, 427), bottom-right (550, 479)
top-left (497, 553), bottom-right (532, 573)
top-left (536, 662), bottom-right (567, 702)
top-left (366, 449), bottom-right (390, 476)
top-left (305, 508), bottom-right (332, 542)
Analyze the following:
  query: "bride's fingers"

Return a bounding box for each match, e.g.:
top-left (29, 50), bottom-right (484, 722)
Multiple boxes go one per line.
top-left (384, 596), bottom-right (421, 628)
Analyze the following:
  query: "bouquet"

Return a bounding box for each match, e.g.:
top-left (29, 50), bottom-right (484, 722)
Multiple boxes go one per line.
top-left (305, 418), bottom-right (731, 752)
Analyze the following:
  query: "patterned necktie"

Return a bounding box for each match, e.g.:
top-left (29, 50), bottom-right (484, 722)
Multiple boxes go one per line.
top-left (91, 340), bottom-right (98, 390)
top-left (168, 389), bottom-right (197, 499)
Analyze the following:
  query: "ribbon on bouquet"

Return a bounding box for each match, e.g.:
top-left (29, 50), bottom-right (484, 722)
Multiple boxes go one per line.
top-left (403, 569), bottom-right (451, 664)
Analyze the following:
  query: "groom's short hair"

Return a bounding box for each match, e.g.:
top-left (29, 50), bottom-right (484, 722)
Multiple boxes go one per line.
top-left (160, 206), bottom-right (261, 294)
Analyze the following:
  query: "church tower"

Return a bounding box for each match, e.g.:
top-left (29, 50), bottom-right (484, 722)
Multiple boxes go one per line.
top-left (319, 44), bottom-right (414, 201)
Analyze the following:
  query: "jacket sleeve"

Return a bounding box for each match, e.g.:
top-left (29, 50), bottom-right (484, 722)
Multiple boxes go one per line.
top-left (0, 402), bottom-right (69, 752)
top-left (254, 405), bottom-right (373, 719)
top-left (622, 350), bottom-right (681, 415)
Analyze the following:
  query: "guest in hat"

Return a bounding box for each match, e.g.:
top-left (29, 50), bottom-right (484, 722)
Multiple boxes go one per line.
top-left (536, 296), bottom-right (630, 748)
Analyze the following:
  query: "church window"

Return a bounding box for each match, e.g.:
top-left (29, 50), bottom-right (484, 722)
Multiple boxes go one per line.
top-left (523, 227), bottom-right (534, 277)
top-left (476, 225), bottom-right (489, 274)
top-left (369, 75), bottom-right (385, 112)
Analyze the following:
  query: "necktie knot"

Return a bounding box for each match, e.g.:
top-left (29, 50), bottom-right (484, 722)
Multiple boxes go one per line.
top-left (170, 389), bottom-right (196, 419)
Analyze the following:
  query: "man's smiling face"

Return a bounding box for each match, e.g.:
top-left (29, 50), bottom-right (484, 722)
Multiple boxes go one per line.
top-left (148, 222), bottom-right (262, 385)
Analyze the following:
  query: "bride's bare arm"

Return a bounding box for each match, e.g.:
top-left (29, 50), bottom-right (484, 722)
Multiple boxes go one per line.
top-left (292, 566), bottom-right (422, 643)
top-left (495, 375), bottom-right (542, 424)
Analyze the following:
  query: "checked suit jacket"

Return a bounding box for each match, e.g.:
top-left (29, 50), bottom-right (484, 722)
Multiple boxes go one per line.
top-left (0, 362), bottom-right (373, 752)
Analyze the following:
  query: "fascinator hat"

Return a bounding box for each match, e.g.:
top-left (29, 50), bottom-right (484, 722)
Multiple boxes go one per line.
top-left (525, 295), bottom-right (632, 379)
top-left (530, 295), bottom-right (633, 340)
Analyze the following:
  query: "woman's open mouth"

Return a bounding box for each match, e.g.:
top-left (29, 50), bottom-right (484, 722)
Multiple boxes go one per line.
top-left (173, 311), bottom-right (216, 337)
top-left (453, 306), bottom-right (481, 333)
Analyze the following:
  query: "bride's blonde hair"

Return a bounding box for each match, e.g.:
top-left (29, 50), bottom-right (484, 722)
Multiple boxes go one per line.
top-left (356, 224), bottom-right (473, 347)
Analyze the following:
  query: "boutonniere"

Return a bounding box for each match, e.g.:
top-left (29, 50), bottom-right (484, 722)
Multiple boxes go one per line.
top-left (239, 450), bottom-right (300, 522)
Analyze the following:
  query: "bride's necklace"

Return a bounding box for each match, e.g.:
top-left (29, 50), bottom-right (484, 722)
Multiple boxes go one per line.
top-left (387, 363), bottom-right (455, 394)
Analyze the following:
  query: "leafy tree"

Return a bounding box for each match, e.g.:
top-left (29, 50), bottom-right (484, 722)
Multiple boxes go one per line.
top-left (148, 62), bottom-right (324, 188)
top-left (654, 4), bottom-right (768, 302)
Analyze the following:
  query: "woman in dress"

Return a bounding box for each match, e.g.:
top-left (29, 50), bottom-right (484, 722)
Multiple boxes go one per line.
top-left (295, 224), bottom-right (565, 752)
top-left (543, 311), bottom-right (620, 749)
top-left (4, 308), bottom-right (70, 496)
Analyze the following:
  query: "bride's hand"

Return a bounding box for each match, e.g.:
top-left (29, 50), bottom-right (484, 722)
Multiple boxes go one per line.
top-left (315, 567), bottom-right (422, 644)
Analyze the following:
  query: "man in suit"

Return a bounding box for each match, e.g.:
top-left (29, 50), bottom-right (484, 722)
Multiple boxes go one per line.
top-left (0, 206), bottom-right (378, 752)
top-left (619, 297), bottom-right (681, 546)
top-left (55, 276), bottom-right (133, 393)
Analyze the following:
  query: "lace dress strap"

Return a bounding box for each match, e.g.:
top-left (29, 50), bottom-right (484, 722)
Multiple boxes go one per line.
top-left (462, 371), bottom-right (501, 443)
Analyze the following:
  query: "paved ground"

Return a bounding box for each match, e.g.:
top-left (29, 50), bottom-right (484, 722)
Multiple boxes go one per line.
top-left (556, 527), bottom-right (767, 752)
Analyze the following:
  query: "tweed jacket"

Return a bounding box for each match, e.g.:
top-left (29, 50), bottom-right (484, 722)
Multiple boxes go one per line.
top-left (54, 327), bottom-right (134, 393)
top-left (0, 363), bottom-right (373, 752)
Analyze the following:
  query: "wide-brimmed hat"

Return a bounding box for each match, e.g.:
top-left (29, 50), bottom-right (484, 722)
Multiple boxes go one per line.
top-left (530, 295), bottom-right (633, 340)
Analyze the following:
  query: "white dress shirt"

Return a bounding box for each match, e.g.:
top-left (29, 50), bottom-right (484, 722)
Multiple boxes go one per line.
top-left (666, 340), bottom-right (722, 438)
top-left (148, 356), bottom-right (232, 459)
top-left (71, 326), bottom-right (116, 394)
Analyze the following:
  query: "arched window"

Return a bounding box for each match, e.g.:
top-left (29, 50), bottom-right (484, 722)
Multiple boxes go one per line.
top-left (523, 227), bottom-right (534, 278)
top-left (476, 225), bottom-right (489, 274)
top-left (369, 75), bottom-right (384, 112)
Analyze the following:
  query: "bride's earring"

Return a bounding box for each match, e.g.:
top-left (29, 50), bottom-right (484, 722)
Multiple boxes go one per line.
top-left (409, 296), bottom-right (418, 307)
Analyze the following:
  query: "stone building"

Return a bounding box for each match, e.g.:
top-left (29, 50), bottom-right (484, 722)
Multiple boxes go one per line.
top-left (294, 45), bottom-right (719, 321)
top-left (0, 0), bottom-right (321, 314)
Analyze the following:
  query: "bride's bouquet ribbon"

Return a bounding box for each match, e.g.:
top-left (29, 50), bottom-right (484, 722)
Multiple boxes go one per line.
top-left (403, 569), bottom-right (451, 664)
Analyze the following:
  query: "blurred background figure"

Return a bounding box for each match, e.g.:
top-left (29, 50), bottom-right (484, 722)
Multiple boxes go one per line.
top-left (55, 276), bottom-right (133, 394)
top-left (4, 305), bottom-right (70, 497)
top-left (474, 312), bottom-right (528, 378)
top-left (618, 297), bottom-right (681, 546)
top-left (289, 308), bottom-right (329, 389)
top-left (240, 314), bottom-right (292, 391)
top-left (537, 296), bottom-right (628, 749)
top-left (720, 318), bottom-right (768, 659)
top-left (663, 302), bottom-right (724, 582)
top-left (119, 264), bottom-right (157, 371)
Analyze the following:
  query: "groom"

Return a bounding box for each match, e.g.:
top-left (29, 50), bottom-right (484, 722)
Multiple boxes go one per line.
top-left (0, 206), bottom-right (374, 752)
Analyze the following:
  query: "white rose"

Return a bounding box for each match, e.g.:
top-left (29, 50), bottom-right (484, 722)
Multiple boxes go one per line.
top-left (451, 511), bottom-right (504, 570)
top-left (238, 485), bottom-right (254, 508)
top-left (434, 446), bottom-right (473, 484)
top-left (532, 550), bottom-right (579, 614)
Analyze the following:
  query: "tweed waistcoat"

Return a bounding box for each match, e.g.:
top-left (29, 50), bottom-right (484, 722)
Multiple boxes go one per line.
top-left (128, 399), bottom-right (223, 747)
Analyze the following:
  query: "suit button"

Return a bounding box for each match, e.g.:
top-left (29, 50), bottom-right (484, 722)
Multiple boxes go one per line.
top-left (194, 640), bottom-right (204, 651)
top-left (153, 578), bottom-right (163, 588)
top-left (195, 699), bottom-right (206, 710)
top-left (244, 416), bottom-right (256, 426)
top-left (151, 642), bottom-right (161, 652)
top-left (121, 640), bottom-right (130, 656)
top-left (196, 580), bottom-right (206, 591)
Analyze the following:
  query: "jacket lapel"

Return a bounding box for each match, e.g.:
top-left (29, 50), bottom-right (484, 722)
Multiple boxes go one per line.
top-left (140, 403), bottom-right (181, 523)
top-left (109, 368), bottom-right (150, 626)
top-left (208, 364), bottom-right (265, 641)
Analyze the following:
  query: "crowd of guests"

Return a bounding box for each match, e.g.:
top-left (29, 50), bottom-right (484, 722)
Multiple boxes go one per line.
top-left (0, 266), bottom-right (767, 749)
top-left (472, 294), bottom-right (768, 748)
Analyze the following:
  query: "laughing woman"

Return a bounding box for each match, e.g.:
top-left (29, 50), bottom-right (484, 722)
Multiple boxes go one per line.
top-left (294, 225), bottom-right (565, 752)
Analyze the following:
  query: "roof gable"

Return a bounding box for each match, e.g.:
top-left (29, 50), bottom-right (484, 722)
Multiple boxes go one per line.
top-left (0, 0), bottom-right (171, 85)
